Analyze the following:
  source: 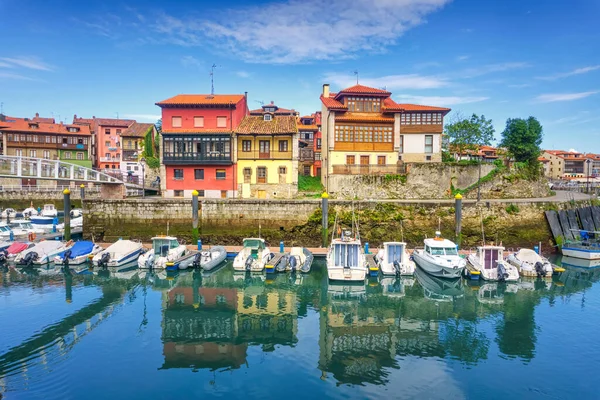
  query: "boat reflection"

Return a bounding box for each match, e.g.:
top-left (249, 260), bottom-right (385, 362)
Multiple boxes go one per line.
top-left (414, 267), bottom-right (464, 301)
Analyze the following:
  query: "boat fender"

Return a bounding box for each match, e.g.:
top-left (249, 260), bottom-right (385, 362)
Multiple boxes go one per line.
top-left (28, 232), bottom-right (36, 242)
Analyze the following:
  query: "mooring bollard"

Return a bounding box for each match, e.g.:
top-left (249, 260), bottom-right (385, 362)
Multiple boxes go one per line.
top-left (80, 184), bottom-right (85, 200)
top-left (455, 193), bottom-right (462, 248)
top-left (63, 189), bottom-right (71, 241)
top-left (280, 241), bottom-right (284, 253)
top-left (198, 239), bottom-right (202, 251)
top-left (192, 190), bottom-right (199, 243)
top-left (365, 242), bottom-right (369, 254)
top-left (321, 192), bottom-right (329, 247)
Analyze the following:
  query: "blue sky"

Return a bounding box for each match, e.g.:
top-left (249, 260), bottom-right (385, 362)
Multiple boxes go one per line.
top-left (1, 0), bottom-right (599, 151)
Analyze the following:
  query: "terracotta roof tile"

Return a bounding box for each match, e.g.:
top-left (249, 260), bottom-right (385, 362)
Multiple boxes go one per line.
top-left (95, 118), bottom-right (135, 128)
top-left (236, 116), bottom-right (298, 135)
top-left (0, 119), bottom-right (91, 135)
top-left (156, 94), bottom-right (245, 107)
top-left (335, 113), bottom-right (395, 123)
top-left (122, 122), bottom-right (154, 138)
top-left (335, 84), bottom-right (391, 97)
top-left (249, 107), bottom-right (297, 115)
top-left (162, 129), bottom-right (233, 134)
top-left (320, 94), bottom-right (347, 110)
top-left (297, 123), bottom-right (319, 131)
top-left (383, 98), bottom-right (450, 112)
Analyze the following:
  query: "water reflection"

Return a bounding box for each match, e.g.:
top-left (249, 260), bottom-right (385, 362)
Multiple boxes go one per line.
top-left (1, 258), bottom-right (600, 394)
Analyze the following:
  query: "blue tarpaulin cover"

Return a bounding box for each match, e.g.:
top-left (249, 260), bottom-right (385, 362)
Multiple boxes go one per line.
top-left (58, 241), bottom-right (94, 259)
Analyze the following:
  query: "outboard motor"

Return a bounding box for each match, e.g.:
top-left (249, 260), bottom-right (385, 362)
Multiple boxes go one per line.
top-left (23, 251), bottom-right (39, 267)
top-left (98, 252), bottom-right (111, 268)
top-left (534, 261), bottom-right (546, 278)
top-left (62, 249), bottom-right (73, 268)
top-left (393, 260), bottom-right (402, 277)
top-left (146, 253), bottom-right (155, 269)
top-left (497, 262), bottom-right (508, 282)
top-left (245, 256), bottom-right (254, 271)
top-left (0, 249), bottom-right (7, 265)
top-left (192, 252), bottom-right (203, 269)
top-left (289, 255), bottom-right (298, 272)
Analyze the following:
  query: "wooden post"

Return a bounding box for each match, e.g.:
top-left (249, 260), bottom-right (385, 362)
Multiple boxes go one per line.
top-left (63, 188), bottom-right (71, 241)
top-left (321, 192), bottom-right (329, 247)
top-left (455, 193), bottom-right (462, 247)
top-left (192, 189), bottom-right (199, 244)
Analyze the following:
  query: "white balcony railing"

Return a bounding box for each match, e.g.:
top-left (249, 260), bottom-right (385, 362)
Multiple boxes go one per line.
top-left (100, 157), bottom-right (120, 162)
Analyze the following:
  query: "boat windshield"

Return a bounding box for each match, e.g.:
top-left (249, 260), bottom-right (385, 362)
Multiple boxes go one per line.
top-left (333, 243), bottom-right (360, 267)
top-left (427, 246), bottom-right (458, 256)
top-left (243, 239), bottom-right (265, 250)
top-left (0, 226), bottom-right (10, 233)
top-left (386, 244), bottom-right (404, 262)
top-left (153, 239), bottom-right (178, 256)
top-left (44, 205), bottom-right (54, 210)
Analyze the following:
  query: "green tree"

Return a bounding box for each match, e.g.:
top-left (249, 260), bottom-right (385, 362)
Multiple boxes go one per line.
top-left (444, 113), bottom-right (495, 158)
top-left (499, 117), bottom-right (543, 164)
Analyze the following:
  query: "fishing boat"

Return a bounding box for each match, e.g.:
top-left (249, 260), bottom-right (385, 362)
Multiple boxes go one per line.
top-left (167, 245), bottom-right (227, 271)
top-left (1, 208), bottom-right (17, 219)
top-left (467, 245), bottom-right (519, 281)
top-left (275, 247), bottom-right (314, 273)
top-left (53, 241), bottom-right (103, 266)
top-left (414, 267), bottom-right (464, 302)
top-left (15, 240), bottom-right (73, 266)
top-left (412, 232), bottom-right (466, 278)
top-left (561, 230), bottom-right (600, 260)
top-left (233, 238), bottom-right (273, 272)
top-left (41, 204), bottom-right (58, 217)
top-left (505, 248), bottom-right (553, 278)
top-left (375, 242), bottom-right (416, 276)
top-left (326, 220), bottom-right (368, 282)
top-left (92, 239), bottom-right (145, 268)
top-left (138, 236), bottom-right (188, 269)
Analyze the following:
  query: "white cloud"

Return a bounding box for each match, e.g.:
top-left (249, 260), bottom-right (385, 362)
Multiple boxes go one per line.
top-left (456, 55), bottom-right (470, 61)
top-left (461, 62), bottom-right (530, 78)
top-left (537, 65), bottom-right (600, 81)
top-left (236, 71), bottom-right (250, 78)
top-left (324, 73), bottom-right (448, 90)
top-left (508, 83), bottom-right (532, 88)
top-left (0, 56), bottom-right (53, 71)
top-left (535, 91), bottom-right (598, 103)
top-left (569, 148), bottom-right (578, 153)
top-left (0, 72), bottom-right (34, 80)
top-left (395, 94), bottom-right (489, 106)
top-left (145, 0), bottom-right (452, 63)
top-left (180, 55), bottom-right (202, 68)
top-left (122, 114), bottom-right (161, 122)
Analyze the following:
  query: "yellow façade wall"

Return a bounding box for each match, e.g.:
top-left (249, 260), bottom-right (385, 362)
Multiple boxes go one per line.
top-left (329, 151), bottom-right (397, 169)
top-left (237, 159), bottom-right (295, 184)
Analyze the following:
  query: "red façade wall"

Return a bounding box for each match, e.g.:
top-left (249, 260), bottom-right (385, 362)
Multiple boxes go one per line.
top-left (161, 97), bottom-right (248, 131)
top-left (165, 165), bottom-right (236, 192)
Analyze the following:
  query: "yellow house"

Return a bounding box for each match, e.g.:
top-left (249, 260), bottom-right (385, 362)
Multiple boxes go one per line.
top-left (235, 114), bottom-right (299, 199)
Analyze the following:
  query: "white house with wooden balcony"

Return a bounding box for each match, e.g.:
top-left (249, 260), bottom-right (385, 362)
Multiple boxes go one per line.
top-left (119, 122), bottom-right (156, 183)
top-left (320, 83), bottom-right (450, 192)
top-left (235, 113), bottom-right (299, 199)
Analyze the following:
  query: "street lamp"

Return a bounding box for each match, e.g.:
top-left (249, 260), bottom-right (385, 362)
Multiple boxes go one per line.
top-left (586, 159), bottom-right (591, 194)
top-left (140, 157), bottom-right (146, 198)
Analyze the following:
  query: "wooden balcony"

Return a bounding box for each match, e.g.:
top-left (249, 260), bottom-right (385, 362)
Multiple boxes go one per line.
top-left (122, 150), bottom-right (139, 162)
top-left (332, 164), bottom-right (406, 175)
top-left (299, 148), bottom-right (314, 161)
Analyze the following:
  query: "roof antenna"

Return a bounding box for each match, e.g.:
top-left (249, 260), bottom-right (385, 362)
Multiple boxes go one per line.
top-left (116, 112), bottom-right (119, 119)
top-left (210, 64), bottom-right (218, 95)
top-left (0, 102), bottom-right (3, 114)
top-left (353, 70), bottom-right (359, 84)
top-left (255, 100), bottom-right (264, 106)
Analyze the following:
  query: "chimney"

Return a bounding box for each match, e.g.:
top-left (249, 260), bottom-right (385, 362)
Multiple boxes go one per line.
top-left (74, 114), bottom-right (77, 119)
top-left (323, 84), bottom-right (330, 97)
top-left (270, 101), bottom-right (274, 105)
top-left (35, 112), bottom-right (39, 117)
top-left (244, 91), bottom-right (248, 101)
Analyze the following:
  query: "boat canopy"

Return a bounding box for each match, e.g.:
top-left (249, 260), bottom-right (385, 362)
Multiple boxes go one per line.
top-left (385, 243), bottom-right (405, 263)
top-left (152, 238), bottom-right (180, 255)
top-left (478, 247), bottom-right (502, 270)
top-left (515, 248), bottom-right (541, 263)
top-left (57, 241), bottom-right (94, 259)
top-left (332, 242), bottom-right (360, 267)
top-left (43, 204), bottom-right (55, 209)
top-left (243, 238), bottom-right (265, 250)
top-left (7, 242), bottom-right (28, 254)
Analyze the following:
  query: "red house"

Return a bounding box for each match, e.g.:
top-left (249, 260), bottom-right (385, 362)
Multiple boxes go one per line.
top-left (156, 94), bottom-right (248, 198)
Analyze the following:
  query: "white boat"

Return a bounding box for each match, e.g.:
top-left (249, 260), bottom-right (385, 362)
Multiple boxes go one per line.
top-left (505, 248), bottom-right (553, 278)
top-left (561, 230), bottom-right (600, 260)
top-left (41, 204), bottom-right (58, 217)
top-left (31, 215), bottom-right (56, 229)
top-left (23, 206), bottom-right (38, 218)
top-left (1, 208), bottom-right (17, 219)
top-left (326, 228), bottom-right (367, 282)
top-left (167, 245), bottom-right (227, 271)
top-left (412, 232), bottom-right (466, 278)
top-left (53, 241), bottom-right (104, 266)
top-left (56, 216), bottom-right (83, 231)
top-left (9, 219), bottom-right (45, 238)
top-left (375, 242), bottom-right (416, 276)
top-left (467, 245), bottom-right (519, 282)
top-left (0, 223), bottom-right (16, 240)
top-left (275, 247), bottom-right (314, 273)
top-left (233, 238), bottom-right (273, 272)
top-left (15, 240), bottom-right (73, 266)
top-left (92, 239), bottom-right (145, 267)
top-left (137, 236), bottom-right (188, 269)
top-left (70, 208), bottom-right (83, 218)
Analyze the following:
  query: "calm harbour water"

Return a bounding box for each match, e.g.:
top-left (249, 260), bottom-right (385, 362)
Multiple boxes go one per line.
top-left (1, 257), bottom-right (599, 400)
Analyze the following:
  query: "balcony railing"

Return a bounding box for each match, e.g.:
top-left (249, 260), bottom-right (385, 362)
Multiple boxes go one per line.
top-left (122, 150), bottom-right (139, 162)
top-left (100, 157), bottom-right (120, 162)
top-left (237, 150), bottom-right (292, 160)
top-left (299, 148), bottom-right (314, 161)
top-left (332, 164), bottom-right (407, 175)
top-left (162, 152), bottom-right (232, 165)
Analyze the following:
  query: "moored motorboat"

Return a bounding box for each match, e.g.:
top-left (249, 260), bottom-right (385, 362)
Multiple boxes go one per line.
top-left (9, 219), bottom-right (45, 238)
top-left (53, 241), bottom-right (104, 266)
top-left (0, 223), bottom-right (16, 240)
top-left (467, 245), bottom-right (519, 281)
top-left (326, 226), bottom-right (367, 282)
top-left (505, 248), bottom-right (553, 278)
top-left (561, 230), bottom-right (600, 260)
top-left (376, 242), bottom-right (416, 276)
top-left (1, 208), bottom-right (17, 219)
top-left (167, 245), bottom-right (227, 271)
top-left (56, 216), bottom-right (83, 231)
top-left (138, 236), bottom-right (188, 269)
top-left (23, 206), bottom-right (38, 218)
top-left (233, 238), bottom-right (273, 272)
top-left (41, 204), bottom-right (58, 217)
top-left (412, 232), bottom-right (466, 278)
top-left (92, 239), bottom-right (145, 268)
top-left (4, 242), bottom-right (35, 259)
top-left (70, 208), bottom-right (83, 218)
top-left (275, 247), bottom-right (314, 273)
top-left (30, 216), bottom-right (56, 230)
top-left (15, 240), bottom-right (73, 266)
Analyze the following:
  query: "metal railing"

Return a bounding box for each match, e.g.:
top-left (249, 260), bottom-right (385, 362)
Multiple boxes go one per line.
top-left (0, 185), bottom-right (102, 193)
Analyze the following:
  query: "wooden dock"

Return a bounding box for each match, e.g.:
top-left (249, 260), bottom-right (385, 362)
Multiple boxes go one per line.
top-left (545, 205), bottom-right (600, 243)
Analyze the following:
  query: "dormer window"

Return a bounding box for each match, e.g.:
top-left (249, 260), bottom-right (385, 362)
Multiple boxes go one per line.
top-left (28, 123), bottom-right (39, 129)
top-left (68, 127), bottom-right (80, 133)
top-left (265, 107), bottom-right (276, 112)
top-left (264, 114), bottom-right (272, 121)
